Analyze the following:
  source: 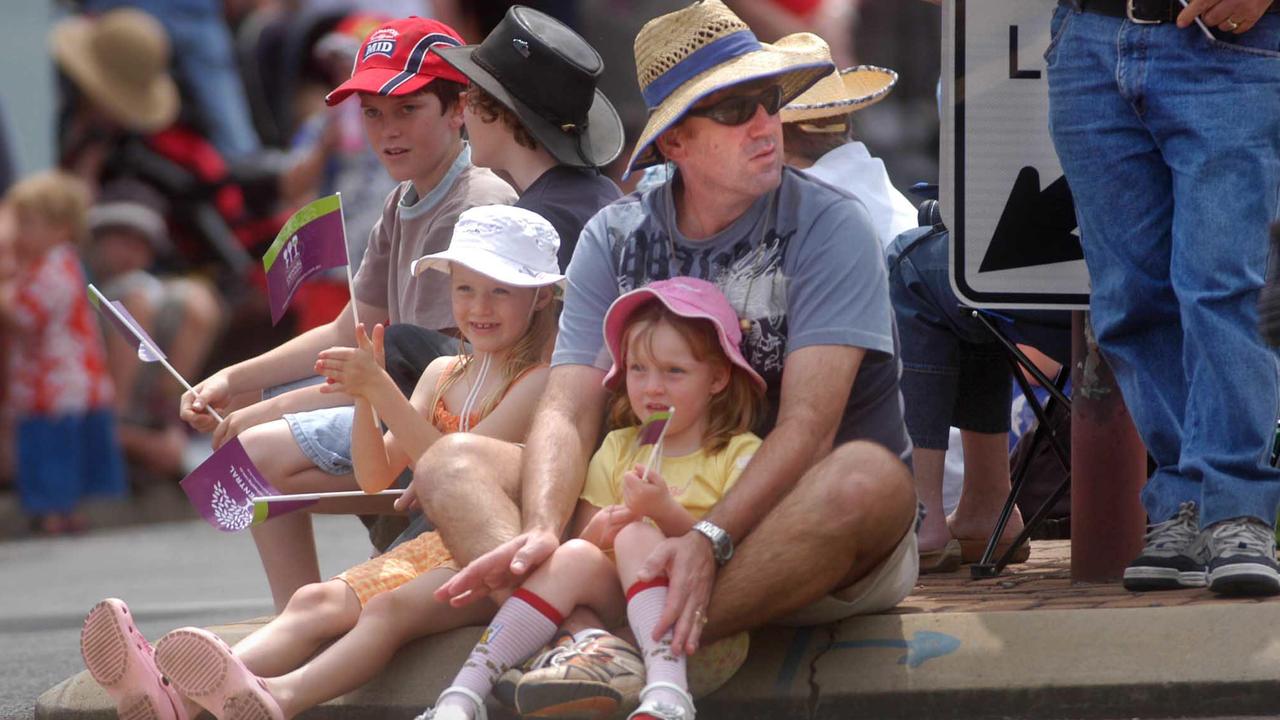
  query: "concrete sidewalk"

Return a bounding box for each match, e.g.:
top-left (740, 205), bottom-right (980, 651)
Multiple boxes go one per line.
top-left (35, 542), bottom-right (1280, 719)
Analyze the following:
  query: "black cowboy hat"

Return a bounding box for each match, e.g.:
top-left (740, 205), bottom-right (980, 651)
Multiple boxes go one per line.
top-left (432, 6), bottom-right (624, 169)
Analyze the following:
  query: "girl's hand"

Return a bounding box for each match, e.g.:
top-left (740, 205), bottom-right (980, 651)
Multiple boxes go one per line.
top-left (581, 504), bottom-right (638, 549)
top-left (623, 464), bottom-right (675, 519)
top-left (315, 323), bottom-right (386, 398)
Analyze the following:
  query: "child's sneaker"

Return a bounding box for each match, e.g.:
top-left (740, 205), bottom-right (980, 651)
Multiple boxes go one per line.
top-left (513, 630), bottom-right (642, 719)
top-left (154, 626), bottom-right (283, 720)
top-left (80, 598), bottom-right (189, 720)
top-left (1205, 516), bottom-right (1280, 596)
top-left (1122, 501), bottom-right (1208, 591)
top-left (627, 681), bottom-right (695, 720)
top-left (414, 686), bottom-right (487, 720)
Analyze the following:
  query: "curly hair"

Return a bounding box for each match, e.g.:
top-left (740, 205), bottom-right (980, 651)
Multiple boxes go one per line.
top-left (464, 85), bottom-right (540, 151)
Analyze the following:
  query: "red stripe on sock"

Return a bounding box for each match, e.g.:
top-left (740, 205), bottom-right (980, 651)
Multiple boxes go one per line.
top-left (513, 588), bottom-right (565, 626)
top-left (626, 577), bottom-right (669, 601)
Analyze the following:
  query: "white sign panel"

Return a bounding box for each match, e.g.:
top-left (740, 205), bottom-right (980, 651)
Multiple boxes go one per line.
top-left (941, 0), bottom-right (1090, 309)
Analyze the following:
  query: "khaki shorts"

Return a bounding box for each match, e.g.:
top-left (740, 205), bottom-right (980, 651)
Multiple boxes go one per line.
top-left (773, 527), bottom-right (919, 626)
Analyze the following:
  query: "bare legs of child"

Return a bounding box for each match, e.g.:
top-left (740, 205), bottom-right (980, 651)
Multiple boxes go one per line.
top-left (429, 522), bottom-right (693, 720)
top-left (239, 419), bottom-right (358, 611)
top-left (145, 568), bottom-right (495, 720)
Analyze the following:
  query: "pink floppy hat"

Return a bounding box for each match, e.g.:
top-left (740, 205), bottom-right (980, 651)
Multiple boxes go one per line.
top-left (603, 277), bottom-right (766, 392)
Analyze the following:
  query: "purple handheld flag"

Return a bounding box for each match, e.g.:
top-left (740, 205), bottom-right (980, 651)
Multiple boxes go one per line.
top-left (636, 407), bottom-right (674, 482)
top-left (87, 284), bottom-right (165, 362)
top-left (180, 438), bottom-right (314, 531)
top-left (263, 194), bottom-right (349, 325)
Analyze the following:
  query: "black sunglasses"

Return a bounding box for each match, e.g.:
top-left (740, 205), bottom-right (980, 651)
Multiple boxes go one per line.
top-left (686, 85), bottom-right (784, 126)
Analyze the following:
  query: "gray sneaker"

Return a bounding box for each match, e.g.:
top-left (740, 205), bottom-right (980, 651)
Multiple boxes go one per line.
top-left (1205, 517), bottom-right (1280, 596)
top-left (1122, 501), bottom-right (1208, 591)
top-left (513, 631), bottom-right (644, 719)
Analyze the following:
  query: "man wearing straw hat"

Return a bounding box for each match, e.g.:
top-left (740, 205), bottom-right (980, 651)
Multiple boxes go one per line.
top-left (416, 0), bottom-right (920, 709)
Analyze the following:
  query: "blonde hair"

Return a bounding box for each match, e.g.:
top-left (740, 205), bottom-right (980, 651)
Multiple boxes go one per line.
top-left (6, 170), bottom-right (91, 244)
top-left (432, 283), bottom-right (559, 422)
top-left (608, 303), bottom-right (762, 453)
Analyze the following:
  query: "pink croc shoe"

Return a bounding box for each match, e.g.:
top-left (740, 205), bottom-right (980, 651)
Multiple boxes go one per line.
top-left (154, 627), bottom-right (283, 720)
top-left (80, 598), bottom-right (189, 720)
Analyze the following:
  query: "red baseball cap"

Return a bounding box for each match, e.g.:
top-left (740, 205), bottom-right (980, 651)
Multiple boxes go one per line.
top-left (325, 17), bottom-right (468, 106)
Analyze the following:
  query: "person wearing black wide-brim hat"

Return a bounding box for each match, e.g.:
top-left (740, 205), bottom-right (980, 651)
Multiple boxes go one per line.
top-left (430, 5), bottom-right (623, 271)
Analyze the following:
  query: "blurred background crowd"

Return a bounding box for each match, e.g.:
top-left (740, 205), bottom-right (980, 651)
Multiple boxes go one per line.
top-left (0, 0), bottom-right (941, 536)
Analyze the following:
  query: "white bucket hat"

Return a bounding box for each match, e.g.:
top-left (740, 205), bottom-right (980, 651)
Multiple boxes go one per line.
top-left (411, 205), bottom-right (565, 287)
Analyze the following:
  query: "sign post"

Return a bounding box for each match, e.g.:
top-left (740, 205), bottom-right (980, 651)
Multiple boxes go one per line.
top-left (942, 0), bottom-right (1088, 309)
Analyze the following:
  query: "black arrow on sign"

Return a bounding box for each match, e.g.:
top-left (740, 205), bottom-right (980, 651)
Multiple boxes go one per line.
top-left (978, 166), bottom-right (1082, 273)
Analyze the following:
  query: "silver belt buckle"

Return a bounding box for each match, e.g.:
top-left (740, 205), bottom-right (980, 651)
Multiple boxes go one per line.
top-left (1126, 0), bottom-right (1164, 23)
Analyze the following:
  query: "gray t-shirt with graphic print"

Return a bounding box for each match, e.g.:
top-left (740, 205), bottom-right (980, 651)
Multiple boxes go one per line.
top-left (553, 167), bottom-right (911, 459)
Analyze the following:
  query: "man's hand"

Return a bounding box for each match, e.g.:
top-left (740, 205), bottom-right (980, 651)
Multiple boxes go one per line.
top-left (1178, 0), bottom-right (1273, 33)
top-left (637, 531), bottom-right (717, 655)
top-left (315, 323), bottom-right (386, 398)
top-left (623, 465), bottom-right (676, 520)
top-left (180, 373), bottom-right (233, 433)
top-left (434, 528), bottom-right (561, 607)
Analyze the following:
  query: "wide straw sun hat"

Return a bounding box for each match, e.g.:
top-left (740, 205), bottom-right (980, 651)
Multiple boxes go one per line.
top-left (51, 8), bottom-right (179, 133)
top-left (624, 0), bottom-right (834, 178)
top-left (780, 60), bottom-right (898, 125)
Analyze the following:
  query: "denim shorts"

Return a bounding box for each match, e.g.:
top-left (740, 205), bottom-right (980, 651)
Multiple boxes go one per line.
top-left (284, 405), bottom-right (355, 476)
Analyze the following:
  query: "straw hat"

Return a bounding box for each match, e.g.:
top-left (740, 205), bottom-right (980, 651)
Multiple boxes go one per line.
top-left (625, 1), bottom-right (834, 178)
top-left (51, 8), bottom-right (179, 133)
top-left (781, 64), bottom-right (898, 124)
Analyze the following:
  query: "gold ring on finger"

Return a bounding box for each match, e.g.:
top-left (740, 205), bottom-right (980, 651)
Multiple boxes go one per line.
top-left (1224, 17), bottom-right (1241, 30)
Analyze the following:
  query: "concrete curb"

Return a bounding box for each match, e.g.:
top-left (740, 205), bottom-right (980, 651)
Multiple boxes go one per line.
top-left (35, 602), bottom-right (1280, 719)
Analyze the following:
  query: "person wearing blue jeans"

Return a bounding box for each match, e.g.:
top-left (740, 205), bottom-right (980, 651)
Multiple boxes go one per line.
top-left (1046, 0), bottom-right (1280, 595)
top-left (888, 223), bottom-right (1071, 572)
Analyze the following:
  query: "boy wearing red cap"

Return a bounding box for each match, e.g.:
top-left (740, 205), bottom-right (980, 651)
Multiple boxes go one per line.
top-left (179, 17), bottom-right (516, 610)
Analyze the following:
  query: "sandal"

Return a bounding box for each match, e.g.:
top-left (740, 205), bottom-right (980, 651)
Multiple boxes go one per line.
top-left (414, 686), bottom-right (488, 720)
top-left (918, 538), bottom-right (963, 574)
top-left (80, 598), bottom-right (189, 720)
top-left (627, 681), bottom-right (695, 720)
top-left (955, 538), bottom-right (1031, 565)
top-left (154, 627), bottom-right (283, 720)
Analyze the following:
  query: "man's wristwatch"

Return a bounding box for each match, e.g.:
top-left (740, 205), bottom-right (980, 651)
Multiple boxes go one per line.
top-left (692, 520), bottom-right (734, 566)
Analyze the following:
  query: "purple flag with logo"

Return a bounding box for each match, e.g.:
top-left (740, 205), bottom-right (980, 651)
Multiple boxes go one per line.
top-left (263, 194), bottom-right (348, 325)
top-left (87, 284), bottom-right (165, 362)
top-left (180, 438), bottom-right (314, 531)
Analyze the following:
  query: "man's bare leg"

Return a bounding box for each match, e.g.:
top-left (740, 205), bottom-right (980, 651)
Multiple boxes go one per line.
top-left (703, 441), bottom-right (917, 642)
top-left (417, 433), bottom-right (524, 566)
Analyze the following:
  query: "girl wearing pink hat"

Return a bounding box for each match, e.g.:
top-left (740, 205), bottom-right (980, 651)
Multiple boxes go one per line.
top-left (423, 277), bottom-right (764, 720)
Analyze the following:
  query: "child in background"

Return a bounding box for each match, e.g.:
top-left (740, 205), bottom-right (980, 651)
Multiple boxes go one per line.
top-left (424, 277), bottom-right (765, 720)
top-left (79, 205), bottom-right (562, 720)
top-left (87, 179), bottom-right (223, 480)
top-left (1, 171), bottom-right (125, 534)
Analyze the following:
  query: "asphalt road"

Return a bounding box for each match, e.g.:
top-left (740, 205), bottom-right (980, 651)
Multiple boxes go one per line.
top-left (0, 515), bottom-right (369, 720)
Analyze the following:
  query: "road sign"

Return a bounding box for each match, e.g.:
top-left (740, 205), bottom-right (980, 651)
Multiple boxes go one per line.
top-left (941, 0), bottom-right (1089, 309)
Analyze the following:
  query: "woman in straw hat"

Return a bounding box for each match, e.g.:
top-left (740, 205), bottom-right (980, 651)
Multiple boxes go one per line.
top-left (424, 2), bottom-right (920, 714)
top-left (779, 48), bottom-right (916, 249)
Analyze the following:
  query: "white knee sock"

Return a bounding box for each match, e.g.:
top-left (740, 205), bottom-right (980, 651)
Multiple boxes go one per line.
top-left (440, 588), bottom-right (563, 715)
top-left (626, 579), bottom-right (687, 708)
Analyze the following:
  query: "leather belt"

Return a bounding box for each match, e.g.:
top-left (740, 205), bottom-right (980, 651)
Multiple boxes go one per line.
top-left (1072, 0), bottom-right (1279, 23)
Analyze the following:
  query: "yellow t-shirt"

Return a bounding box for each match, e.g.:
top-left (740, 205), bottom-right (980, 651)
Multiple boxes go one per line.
top-left (581, 428), bottom-right (762, 516)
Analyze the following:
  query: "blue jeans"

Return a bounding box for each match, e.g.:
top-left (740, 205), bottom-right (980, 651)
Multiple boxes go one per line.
top-left (889, 226), bottom-right (1071, 450)
top-left (1046, 5), bottom-right (1280, 527)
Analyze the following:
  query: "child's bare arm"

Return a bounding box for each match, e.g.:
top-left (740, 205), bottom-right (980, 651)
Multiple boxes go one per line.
top-left (623, 466), bottom-right (698, 537)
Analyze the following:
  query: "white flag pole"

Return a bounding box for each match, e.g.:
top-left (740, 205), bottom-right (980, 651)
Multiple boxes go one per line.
top-left (88, 284), bottom-right (225, 423)
top-left (641, 406), bottom-right (674, 483)
top-left (334, 193), bottom-right (382, 430)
